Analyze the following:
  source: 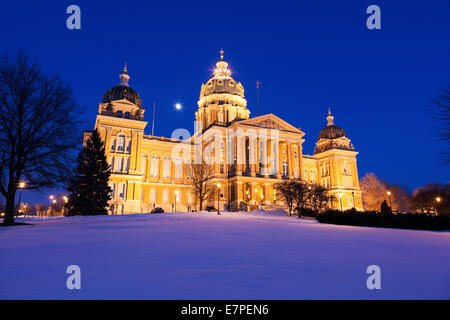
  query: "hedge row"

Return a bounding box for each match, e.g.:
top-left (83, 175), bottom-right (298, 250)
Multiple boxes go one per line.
top-left (316, 210), bottom-right (450, 231)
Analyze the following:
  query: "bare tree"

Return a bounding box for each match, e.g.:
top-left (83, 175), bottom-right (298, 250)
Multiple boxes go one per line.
top-left (411, 183), bottom-right (450, 216)
top-left (274, 180), bottom-right (296, 215)
top-left (0, 51), bottom-right (82, 225)
top-left (360, 173), bottom-right (388, 211)
top-left (292, 181), bottom-right (309, 218)
top-left (386, 184), bottom-right (411, 213)
top-left (186, 160), bottom-right (216, 211)
top-left (308, 184), bottom-right (331, 213)
top-left (432, 82), bottom-right (450, 164)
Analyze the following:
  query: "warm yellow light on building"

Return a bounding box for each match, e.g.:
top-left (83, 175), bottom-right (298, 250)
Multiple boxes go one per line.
top-left (387, 191), bottom-right (391, 196)
top-left (19, 182), bottom-right (26, 189)
top-left (436, 197), bottom-right (441, 203)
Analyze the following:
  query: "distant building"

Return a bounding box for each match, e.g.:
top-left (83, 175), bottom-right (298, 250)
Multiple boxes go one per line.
top-left (87, 51), bottom-right (363, 214)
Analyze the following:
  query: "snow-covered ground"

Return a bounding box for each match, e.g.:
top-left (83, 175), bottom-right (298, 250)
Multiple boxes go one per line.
top-left (1, 210), bottom-right (449, 299)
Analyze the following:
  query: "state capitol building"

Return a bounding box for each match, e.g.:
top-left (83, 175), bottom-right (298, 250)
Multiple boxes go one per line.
top-left (88, 51), bottom-right (363, 214)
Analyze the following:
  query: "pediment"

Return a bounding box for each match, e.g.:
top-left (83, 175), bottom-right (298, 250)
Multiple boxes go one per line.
top-left (236, 114), bottom-right (303, 134)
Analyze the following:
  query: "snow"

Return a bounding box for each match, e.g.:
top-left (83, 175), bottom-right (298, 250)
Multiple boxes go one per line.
top-left (1, 210), bottom-right (449, 299)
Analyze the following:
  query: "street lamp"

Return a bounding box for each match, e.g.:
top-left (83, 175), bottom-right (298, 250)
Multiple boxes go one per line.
top-left (217, 183), bottom-right (221, 215)
top-left (435, 197), bottom-right (441, 215)
top-left (352, 191), bottom-right (355, 209)
top-left (387, 191), bottom-right (392, 208)
top-left (338, 193), bottom-right (343, 212)
top-left (174, 190), bottom-right (178, 212)
top-left (17, 181), bottom-right (26, 217)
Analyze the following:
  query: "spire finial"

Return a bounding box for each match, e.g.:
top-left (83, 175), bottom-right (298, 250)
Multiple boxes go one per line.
top-left (220, 48), bottom-right (224, 61)
top-left (119, 63), bottom-right (130, 87)
top-left (326, 108), bottom-right (334, 126)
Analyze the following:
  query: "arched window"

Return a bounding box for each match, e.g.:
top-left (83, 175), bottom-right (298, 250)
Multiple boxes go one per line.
top-left (124, 158), bottom-right (130, 171)
top-left (116, 158), bottom-right (123, 172)
top-left (116, 110), bottom-right (123, 117)
top-left (126, 141), bottom-right (131, 152)
top-left (111, 139), bottom-right (116, 151)
top-left (163, 189), bottom-right (169, 203)
top-left (117, 135), bottom-right (125, 151)
top-left (163, 156), bottom-right (171, 178)
top-left (124, 111), bottom-right (131, 119)
top-left (110, 157), bottom-right (115, 171)
top-left (282, 160), bottom-right (288, 176)
top-left (150, 155), bottom-right (159, 177)
top-left (219, 160), bottom-right (225, 174)
top-left (150, 188), bottom-right (156, 203)
top-left (142, 156), bottom-right (147, 175)
top-left (119, 182), bottom-right (126, 199)
top-left (110, 182), bottom-right (115, 198)
top-left (175, 158), bottom-right (183, 180)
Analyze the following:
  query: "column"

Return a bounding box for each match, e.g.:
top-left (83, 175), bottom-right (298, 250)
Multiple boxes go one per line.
top-left (275, 140), bottom-right (282, 178)
top-left (236, 136), bottom-right (243, 175)
top-left (249, 136), bottom-right (256, 176)
top-left (287, 142), bottom-right (293, 178)
top-left (297, 142), bottom-right (303, 181)
top-left (250, 182), bottom-right (257, 205)
top-left (261, 137), bottom-right (268, 177)
top-left (214, 135), bottom-right (220, 174)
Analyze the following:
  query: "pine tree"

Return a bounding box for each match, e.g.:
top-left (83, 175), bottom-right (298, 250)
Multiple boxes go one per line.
top-left (66, 129), bottom-right (112, 216)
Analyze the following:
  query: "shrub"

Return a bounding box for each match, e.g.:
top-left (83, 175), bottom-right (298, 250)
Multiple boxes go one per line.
top-left (205, 206), bottom-right (217, 212)
top-left (151, 207), bottom-right (164, 213)
top-left (316, 210), bottom-right (450, 231)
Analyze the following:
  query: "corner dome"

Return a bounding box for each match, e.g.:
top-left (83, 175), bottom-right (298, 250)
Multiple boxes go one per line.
top-left (318, 125), bottom-right (346, 139)
top-left (102, 64), bottom-right (142, 108)
top-left (102, 85), bottom-right (142, 108)
top-left (318, 109), bottom-right (346, 140)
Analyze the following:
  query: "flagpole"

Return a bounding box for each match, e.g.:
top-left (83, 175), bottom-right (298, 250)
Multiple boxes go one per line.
top-left (256, 80), bottom-right (261, 116)
top-left (152, 101), bottom-right (156, 136)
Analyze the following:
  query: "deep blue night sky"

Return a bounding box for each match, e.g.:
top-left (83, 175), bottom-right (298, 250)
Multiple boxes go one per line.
top-left (1, 0), bottom-right (449, 203)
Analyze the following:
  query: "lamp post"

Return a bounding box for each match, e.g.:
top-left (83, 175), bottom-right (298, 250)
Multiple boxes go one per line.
top-left (17, 182), bottom-right (26, 217)
top-left (387, 191), bottom-right (392, 208)
top-left (217, 183), bottom-right (221, 215)
top-left (338, 193), bottom-right (343, 212)
top-left (63, 196), bottom-right (68, 216)
top-left (352, 191), bottom-right (355, 209)
top-left (435, 196), bottom-right (441, 215)
top-left (174, 191), bottom-right (178, 212)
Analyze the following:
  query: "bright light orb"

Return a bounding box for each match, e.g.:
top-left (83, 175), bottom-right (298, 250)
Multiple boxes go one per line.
top-left (175, 103), bottom-right (182, 110)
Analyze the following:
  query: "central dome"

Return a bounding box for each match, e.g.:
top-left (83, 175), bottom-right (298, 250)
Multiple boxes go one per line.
top-left (102, 64), bottom-right (142, 108)
top-left (199, 50), bottom-right (245, 99)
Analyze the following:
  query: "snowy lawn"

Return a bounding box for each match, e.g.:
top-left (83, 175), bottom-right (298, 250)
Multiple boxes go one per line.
top-left (1, 211), bottom-right (449, 299)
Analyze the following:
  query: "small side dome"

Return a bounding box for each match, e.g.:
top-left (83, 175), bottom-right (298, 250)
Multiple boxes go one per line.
top-left (102, 86), bottom-right (142, 108)
top-left (318, 125), bottom-right (346, 139)
top-left (102, 63), bottom-right (142, 108)
top-left (318, 109), bottom-right (346, 139)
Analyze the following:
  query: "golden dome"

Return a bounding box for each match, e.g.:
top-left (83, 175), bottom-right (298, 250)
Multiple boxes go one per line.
top-left (199, 49), bottom-right (245, 100)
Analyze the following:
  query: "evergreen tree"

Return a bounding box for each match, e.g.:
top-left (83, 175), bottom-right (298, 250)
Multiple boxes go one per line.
top-left (66, 129), bottom-right (112, 216)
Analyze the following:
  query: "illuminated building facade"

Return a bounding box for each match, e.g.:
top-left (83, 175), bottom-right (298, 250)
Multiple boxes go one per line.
top-left (89, 51), bottom-right (363, 214)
